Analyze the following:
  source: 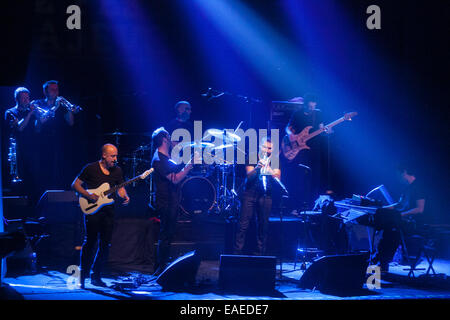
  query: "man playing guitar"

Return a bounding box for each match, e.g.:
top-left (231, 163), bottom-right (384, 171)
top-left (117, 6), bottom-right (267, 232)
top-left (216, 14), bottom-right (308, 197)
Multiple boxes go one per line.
top-left (72, 144), bottom-right (130, 288)
top-left (281, 94), bottom-right (327, 213)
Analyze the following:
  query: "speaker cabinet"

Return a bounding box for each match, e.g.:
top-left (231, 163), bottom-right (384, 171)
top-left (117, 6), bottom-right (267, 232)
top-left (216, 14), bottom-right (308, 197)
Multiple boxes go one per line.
top-left (219, 255), bottom-right (276, 293)
top-left (35, 190), bottom-right (84, 269)
top-left (298, 253), bottom-right (369, 294)
top-left (156, 251), bottom-right (201, 291)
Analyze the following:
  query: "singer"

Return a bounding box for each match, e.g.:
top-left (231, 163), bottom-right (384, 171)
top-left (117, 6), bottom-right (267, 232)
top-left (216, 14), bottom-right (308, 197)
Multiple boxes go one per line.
top-left (71, 143), bottom-right (130, 288)
top-left (234, 137), bottom-right (281, 256)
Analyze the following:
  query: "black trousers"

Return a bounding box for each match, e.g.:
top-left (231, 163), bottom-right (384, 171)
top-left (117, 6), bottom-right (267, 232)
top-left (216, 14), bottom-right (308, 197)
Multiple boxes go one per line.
top-left (234, 190), bottom-right (272, 256)
top-left (80, 206), bottom-right (114, 279)
top-left (155, 204), bottom-right (179, 269)
top-left (373, 209), bottom-right (404, 266)
top-left (282, 149), bottom-right (313, 211)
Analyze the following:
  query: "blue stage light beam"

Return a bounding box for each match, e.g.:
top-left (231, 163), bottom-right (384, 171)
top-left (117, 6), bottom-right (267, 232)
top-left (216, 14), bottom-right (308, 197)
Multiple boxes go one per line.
top-left (99, 0), bottom-right (184, 129)
top-left (191, 0), bottom-right (311, 98)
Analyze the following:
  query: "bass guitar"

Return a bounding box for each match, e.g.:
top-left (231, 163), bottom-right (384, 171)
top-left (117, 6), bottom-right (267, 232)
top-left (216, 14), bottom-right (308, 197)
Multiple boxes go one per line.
top-left (281, 112), bottom-right (357, 161)
top-left (79, 168), bottom-right (154, 215)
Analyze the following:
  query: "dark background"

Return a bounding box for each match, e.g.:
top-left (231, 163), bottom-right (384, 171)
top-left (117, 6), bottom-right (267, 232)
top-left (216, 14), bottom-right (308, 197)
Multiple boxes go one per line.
top-left (1, 0), bottom-right (449, 223)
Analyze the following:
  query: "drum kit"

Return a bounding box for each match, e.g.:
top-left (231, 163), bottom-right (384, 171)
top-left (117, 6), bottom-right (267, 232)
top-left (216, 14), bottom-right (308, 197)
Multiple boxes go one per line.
top-left (104, 127), bottom-right (245, 219)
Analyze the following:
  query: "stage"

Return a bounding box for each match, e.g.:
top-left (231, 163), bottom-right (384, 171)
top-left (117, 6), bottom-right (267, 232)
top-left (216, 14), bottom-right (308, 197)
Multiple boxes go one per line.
top-left (2, 257), bottom-right (450, 301)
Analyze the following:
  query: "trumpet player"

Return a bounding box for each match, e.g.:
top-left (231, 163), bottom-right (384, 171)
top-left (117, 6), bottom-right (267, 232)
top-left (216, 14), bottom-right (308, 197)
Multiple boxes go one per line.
top-left (4, 87), bottom-right (42, 205)
top-left (233, 137), bottom-right (281, 256)
top-left (34, 80), bottom-right (80, 189)
top-left (34, 80), bottom-right (82, 129)
top-left (5, 87), bottom-right (41, 133)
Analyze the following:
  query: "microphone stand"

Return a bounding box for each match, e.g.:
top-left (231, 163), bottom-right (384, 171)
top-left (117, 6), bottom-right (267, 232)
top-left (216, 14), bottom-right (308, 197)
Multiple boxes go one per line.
top-left (277, 193), bottom-right (289, 281)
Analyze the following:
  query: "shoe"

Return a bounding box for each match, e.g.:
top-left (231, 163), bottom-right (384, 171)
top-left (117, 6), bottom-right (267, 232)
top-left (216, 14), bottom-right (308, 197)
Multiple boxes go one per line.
top-left (90, 277), bottom-right (108, 287)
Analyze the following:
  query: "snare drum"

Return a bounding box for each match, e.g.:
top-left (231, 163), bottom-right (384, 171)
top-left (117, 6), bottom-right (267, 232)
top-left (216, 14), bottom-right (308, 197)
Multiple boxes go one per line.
top-left (179, 176), bottom-right (216, 217)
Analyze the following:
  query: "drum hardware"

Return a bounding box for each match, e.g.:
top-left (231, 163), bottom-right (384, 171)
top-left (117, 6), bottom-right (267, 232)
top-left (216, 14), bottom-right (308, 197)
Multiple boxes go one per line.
top-left (104, 130), bottom-right (128, 146)
top-left (122, 145), bottom-right (152, 187)
top-left (202, 126), bottom-right (247, 217)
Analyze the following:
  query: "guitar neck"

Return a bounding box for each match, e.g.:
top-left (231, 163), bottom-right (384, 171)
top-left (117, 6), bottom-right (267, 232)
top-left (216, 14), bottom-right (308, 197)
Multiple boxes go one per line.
top-left (105, 175), bottom-right (141, 196)
top-left (306, 117), bottom-right (346, 141)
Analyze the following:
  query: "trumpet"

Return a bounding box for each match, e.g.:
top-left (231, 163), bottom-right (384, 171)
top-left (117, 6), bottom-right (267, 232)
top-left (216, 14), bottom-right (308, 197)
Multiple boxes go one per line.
top-left (56, 96), bottom-right (83, 113)
top-left (8, 137), bottom-right (22, 183)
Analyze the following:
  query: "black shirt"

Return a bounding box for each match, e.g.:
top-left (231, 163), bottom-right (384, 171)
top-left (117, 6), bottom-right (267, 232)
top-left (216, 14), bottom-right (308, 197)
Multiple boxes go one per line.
top-left (4, 106), bottom-right (39, 138)
top-left (77, 161), bottom-right (124, 192)
top-left (243, 151), bottom-right (276, 195)
top-left (33, 99), bottom-right (71, 135)
top-left (397, 179), bottom-right (426, 213)
top-left (288, 108), bottom-right (323, 134)
top-left (165, 118), bottom-right (194, 138)
top-left (151, 151), bottom-right (180, 209)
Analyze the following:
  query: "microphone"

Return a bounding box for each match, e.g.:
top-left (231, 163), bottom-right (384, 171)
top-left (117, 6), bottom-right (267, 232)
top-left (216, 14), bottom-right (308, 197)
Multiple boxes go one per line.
top-left (201, 88), bottom-right (224, 101)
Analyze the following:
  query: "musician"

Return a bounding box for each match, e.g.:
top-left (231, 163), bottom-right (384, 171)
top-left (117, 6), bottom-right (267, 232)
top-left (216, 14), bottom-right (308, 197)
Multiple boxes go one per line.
top-left (34, 80), bottom-right (76, 190)
top-left (151, 127), bottom-right (196, 275)
top-left (71, 144), bottom-right (130, 288)
top-left (34, 80), bottom-right (74, 129)
top-left (165, 101), bottom-right (194, 142)
top-left (373, 163), bottom-right (426, 272)
top-left (282, 93), bottom-right (327, 212)
top-left (234, 137), bottom-right (281, 256)
top-left (4, 87), bottom-right (42, 205)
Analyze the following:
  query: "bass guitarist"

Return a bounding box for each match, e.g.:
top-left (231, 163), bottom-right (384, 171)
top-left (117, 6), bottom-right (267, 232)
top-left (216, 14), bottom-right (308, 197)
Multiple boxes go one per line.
top-left (281, 94), bottom-right (328, 213)
top-left (71, 143), bottom-right (130, 288)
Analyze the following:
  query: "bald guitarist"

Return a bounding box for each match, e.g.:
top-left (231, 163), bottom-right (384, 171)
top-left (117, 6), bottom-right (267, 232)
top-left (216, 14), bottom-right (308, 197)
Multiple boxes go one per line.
top-left (72, 144), bottom-right (130, 288)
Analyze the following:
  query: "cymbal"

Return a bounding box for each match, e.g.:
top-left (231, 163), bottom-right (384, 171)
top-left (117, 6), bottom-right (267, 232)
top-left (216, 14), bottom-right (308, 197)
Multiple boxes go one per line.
top-left (104, 131), bottom-right (128, 136)
top-left (180, 141), bottom-right (215, 149)
top-left (205, 129), bottom-right (241, 143)
top-left (135, 145), bottom-right (150, 152)
top-left (271, 100), bottom-right (303, 105)
top-left (213, 144), bottom-right (233, 150)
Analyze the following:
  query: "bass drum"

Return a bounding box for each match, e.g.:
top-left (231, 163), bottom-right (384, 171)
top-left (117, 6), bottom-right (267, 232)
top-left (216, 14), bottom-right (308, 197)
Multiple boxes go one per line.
top-left (179, 176), bottom-right (216, 217)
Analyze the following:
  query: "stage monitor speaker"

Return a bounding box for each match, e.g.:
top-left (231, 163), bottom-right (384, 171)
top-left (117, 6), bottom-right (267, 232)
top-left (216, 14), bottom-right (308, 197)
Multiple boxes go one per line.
top-left (219, 255), bottom-right (276, 293)
top-left (298, 253), bottom-right (369, 294)
top-left (34, 191), bottom-right (84, 269)
top-left (156, 250), bottom-right (201, 291)
top-left (36, 190), bottom-right (80, 223)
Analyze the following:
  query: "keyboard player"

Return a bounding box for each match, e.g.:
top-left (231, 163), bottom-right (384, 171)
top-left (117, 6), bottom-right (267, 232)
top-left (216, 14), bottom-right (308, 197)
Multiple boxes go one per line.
top-left (372, 163), bottom-right (426, 272)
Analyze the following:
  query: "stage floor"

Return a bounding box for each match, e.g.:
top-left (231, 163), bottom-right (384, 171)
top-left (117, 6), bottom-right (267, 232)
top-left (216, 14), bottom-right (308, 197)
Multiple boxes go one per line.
top-left (2, 258), bottom-right (450, 301)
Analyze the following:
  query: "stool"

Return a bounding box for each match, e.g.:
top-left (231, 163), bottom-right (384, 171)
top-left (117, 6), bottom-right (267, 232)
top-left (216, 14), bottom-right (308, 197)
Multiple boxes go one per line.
top-left (403, 234), bottom-right (437, 278)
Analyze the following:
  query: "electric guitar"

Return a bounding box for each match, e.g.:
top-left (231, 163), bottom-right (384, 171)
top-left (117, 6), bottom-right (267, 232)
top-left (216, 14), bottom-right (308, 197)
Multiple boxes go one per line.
top-left (281, 112), bottom-right (357, 161)
top-left (79, 168), bottom-right (154, 215)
